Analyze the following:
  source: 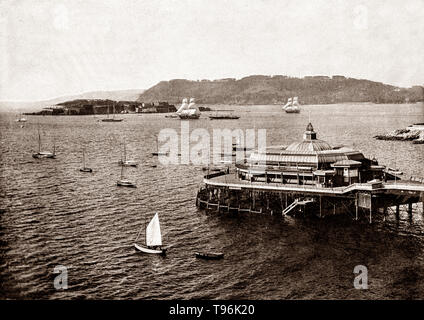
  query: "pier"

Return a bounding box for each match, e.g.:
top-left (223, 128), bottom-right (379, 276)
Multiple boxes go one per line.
top-left (196, 171), bottom-right (424, 222)
top-left (196, 123), bottom-right (424, 223)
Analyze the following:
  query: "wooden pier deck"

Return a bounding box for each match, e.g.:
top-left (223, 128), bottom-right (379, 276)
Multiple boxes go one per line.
top-left (197, 173), bottom-right (424, 222)
top-left (203, 174), bottom-right (424, 197)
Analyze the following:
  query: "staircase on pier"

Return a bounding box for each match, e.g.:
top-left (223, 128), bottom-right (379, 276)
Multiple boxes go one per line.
top-left (282, 198), bottom-right (315, 216)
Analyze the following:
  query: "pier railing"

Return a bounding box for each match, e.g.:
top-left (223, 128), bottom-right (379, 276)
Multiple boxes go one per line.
top-left (203, 175), bottom-right (424, 196)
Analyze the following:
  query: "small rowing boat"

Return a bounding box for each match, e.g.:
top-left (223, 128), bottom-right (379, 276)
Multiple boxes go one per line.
top-left (195, 252), bottom-right (224, 260)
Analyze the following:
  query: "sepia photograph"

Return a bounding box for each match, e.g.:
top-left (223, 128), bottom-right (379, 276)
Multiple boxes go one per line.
top-left (0, 0), bottom-right (423, 311)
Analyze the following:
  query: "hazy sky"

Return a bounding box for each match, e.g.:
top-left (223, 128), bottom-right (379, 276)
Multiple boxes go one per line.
top-left (1, 0), bottom-right (423, 101)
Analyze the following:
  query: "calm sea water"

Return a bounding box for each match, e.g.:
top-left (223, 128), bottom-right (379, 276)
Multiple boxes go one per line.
top-left (0, 103), bottom-right (423, 299)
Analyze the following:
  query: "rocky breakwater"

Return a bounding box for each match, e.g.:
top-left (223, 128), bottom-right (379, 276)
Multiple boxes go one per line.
top-left (374, 124), bottom-right (424, 144)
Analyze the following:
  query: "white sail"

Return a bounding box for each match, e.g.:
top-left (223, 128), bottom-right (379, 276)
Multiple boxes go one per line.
top-left (146, 213), bottom-right (162, 246)
top-left (283, 98), bottom-right (293, 109)
top-left (187, 97), bottom-right (196, 109)
top-left (292, 97), bottom-right (300, 106)
top-left (186, 98), bottom-right (200, 115)
top-left (176, 98), bottom-right (189, 114)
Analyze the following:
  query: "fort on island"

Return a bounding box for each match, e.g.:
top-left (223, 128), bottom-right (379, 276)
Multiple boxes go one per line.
top-left (25, 100), bottom-right (177, 116)
top-left (196, 123), bottom-right (424, 222)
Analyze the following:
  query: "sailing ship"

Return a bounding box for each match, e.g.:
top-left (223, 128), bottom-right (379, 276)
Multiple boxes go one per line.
top-left (80, 147), bottom-right (93, 172)
top-left (32, 127), bottom-right (56, 159)
top-left (101, 104), bottom-right (123, 122)
top-left (177, 98), bottom-right (201, 119)
top-left (283, 97), bottom-right (301, 113)
top-left (116, 164), bottom-right (136, 187)
top-left (134, 212), bottom-right (166, 255)
top-left (118, 140), bottom-right (137, 167)
top-left (16, 113), bottom-right (27, 122)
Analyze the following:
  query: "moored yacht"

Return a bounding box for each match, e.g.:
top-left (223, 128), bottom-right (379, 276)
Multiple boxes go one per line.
top-left (117, 164), bottom-right (136, 187)
top-left (32, 127), bottom-right (56, 159)
top-left (118, 140), bottom-right (137, 167)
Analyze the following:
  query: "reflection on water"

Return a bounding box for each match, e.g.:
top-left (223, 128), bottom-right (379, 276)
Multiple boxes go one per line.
top-left (0, 103), bottom-right (423, 299)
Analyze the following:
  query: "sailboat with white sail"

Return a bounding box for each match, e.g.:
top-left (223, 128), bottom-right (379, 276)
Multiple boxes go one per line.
top-left (134, 212), bottom-right (166, 255)
top-left (32, 127), bottom-right (56, 159)
top-left (80, 147), bottom-right (93, 172)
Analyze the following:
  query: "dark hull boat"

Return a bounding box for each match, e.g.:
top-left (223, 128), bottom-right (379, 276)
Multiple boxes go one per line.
top-left (178, 113), bottom-right (200, 119)
top-left (80, 167), bottom-right (93, 172)
top-left (151, 152), bottom-right (169, 156)
top-left (101, 118), bottom-right (123, 122)
top-left (195, 252), bottom-right (224, 260)
top-left (209, 115), bottom-right (240, 120)
top-left (285, 108), bottom-right (300, 113)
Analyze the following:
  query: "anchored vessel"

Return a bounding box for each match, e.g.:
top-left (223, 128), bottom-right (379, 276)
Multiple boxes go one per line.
top-left (32, 127), bottom-right (56, 159)
top-left (209, 110), bottom-right (240, 120)
top-left (101, 104), bottom-right (123, 122)
top-left (177, 98), bottom-right (201, 119)
top-left (209, 114), bottom-right (240, 120)
top-left (80, 147), bottom-right (93, 172)
top-left (117, 164), bottom-right (136, 187)
top-left (283, 97), bottom-right (300, 113)
top-left (195, 252), bottom-right (224, 260)
top-left (118, 140), bottom-right (137, 167)
top-left (196, 123), bottom-right (424, 222)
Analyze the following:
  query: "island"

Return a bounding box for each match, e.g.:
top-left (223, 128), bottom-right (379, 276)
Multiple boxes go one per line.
top-left (25, 99), bottom-right (176, 116)
top-left (374, 124), bottom-right (424, 144)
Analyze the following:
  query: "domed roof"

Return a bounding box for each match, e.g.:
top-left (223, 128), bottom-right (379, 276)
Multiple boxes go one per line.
top-left (286, 139), bottom-right (332, 152)
top-left (285, 122), bottom-right (333, 152)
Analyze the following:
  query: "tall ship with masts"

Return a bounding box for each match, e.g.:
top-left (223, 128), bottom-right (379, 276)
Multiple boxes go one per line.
top-left (283, 97), bottom-right (300, 113)
top-left (177, 98), bottom-right (201, 119)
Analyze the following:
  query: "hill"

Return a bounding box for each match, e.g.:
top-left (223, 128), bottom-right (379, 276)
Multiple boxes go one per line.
top-left (137, 75), bottom-right (423, 105)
